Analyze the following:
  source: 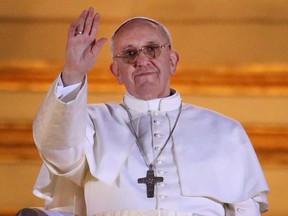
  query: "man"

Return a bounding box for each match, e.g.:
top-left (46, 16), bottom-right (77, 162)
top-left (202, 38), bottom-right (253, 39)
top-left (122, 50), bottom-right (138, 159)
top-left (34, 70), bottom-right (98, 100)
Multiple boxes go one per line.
top-left (17, 7), bottom-right (269, 216)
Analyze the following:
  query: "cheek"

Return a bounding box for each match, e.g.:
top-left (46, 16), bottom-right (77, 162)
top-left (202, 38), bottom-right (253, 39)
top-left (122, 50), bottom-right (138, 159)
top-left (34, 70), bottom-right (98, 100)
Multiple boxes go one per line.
top-left (117, 67), bottom-right (134, 83)
top-left (157, 59), bottom-right (171, 75)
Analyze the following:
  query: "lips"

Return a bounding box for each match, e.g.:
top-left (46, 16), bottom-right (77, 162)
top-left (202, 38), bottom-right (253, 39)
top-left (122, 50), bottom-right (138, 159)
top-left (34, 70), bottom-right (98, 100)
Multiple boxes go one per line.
top-left (135, 72), bottom-right (155, 77)
top-left (134, 68), bottom-right (158, 78)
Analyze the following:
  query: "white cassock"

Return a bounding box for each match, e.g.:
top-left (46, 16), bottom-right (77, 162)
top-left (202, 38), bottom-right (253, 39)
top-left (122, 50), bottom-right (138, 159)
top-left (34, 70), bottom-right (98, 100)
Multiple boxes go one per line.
top-left (32, 75), bottom-right (269, 216)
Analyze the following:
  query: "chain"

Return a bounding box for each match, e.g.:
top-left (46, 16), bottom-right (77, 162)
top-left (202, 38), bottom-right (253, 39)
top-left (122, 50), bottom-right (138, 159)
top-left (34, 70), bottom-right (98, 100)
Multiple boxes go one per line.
top-left (121, 102), bottom-right (182, 170)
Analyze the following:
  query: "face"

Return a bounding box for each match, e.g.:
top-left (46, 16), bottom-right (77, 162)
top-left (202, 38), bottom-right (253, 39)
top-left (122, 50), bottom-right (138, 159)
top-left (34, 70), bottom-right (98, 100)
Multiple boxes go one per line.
top-left (110, 20), bottom-right (179, 100)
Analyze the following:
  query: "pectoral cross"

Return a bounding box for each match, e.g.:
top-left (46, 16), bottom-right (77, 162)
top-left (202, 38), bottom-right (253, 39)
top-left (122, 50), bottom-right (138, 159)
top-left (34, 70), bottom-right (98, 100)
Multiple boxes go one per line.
top-left (138, 169), bottom-right (164, 198)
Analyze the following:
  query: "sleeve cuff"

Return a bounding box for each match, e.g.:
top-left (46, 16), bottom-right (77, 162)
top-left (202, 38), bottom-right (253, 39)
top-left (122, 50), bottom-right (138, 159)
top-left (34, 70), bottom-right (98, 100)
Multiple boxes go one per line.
top-left (56, 74), bottom-right (85, 103)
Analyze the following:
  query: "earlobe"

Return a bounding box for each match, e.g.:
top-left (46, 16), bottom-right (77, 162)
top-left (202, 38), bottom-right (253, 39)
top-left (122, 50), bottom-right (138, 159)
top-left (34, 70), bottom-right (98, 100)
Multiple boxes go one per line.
top-left (169, 51), bottom-right (179, 75)
top-left (110, 63), bottom-right (122, 84)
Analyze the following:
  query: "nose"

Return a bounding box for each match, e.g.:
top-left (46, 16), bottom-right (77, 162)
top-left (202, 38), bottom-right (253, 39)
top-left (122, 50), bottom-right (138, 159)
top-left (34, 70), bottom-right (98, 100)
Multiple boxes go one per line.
top-left (134, 50), bottom-right (150, 66)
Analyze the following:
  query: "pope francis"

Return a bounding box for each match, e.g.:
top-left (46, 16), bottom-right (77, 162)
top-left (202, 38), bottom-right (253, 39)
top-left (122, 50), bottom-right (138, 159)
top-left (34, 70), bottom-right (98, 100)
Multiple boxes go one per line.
top-left (16, 7), bottom-right (269, 216)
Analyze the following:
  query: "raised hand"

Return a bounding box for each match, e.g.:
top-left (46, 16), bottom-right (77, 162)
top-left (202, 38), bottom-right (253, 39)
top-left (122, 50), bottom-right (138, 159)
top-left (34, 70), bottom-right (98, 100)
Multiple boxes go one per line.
top-left (62, 7), bottom-right (107, 86)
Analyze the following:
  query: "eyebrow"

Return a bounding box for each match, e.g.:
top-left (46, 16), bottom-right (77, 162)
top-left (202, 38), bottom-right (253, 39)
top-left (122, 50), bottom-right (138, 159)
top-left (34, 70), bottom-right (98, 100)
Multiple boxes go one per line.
top-left (121, 41), bottom-right (161, 50)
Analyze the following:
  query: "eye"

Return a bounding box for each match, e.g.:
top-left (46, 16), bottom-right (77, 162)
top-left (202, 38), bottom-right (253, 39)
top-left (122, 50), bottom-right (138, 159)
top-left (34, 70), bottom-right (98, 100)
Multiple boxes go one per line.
top-left (144, 46), bottom-right (158, 58)
top-left (145, 46), bottom-right (157, 52)
top-left (124, 49), bottom-right (138, 58)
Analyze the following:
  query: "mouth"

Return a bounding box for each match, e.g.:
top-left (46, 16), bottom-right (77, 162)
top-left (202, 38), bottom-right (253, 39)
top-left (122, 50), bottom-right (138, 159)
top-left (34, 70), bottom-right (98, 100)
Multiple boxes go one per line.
top-left (137, 72), bottom-right (153, 76)
top-left (135, 71), bottom-right (157, 78)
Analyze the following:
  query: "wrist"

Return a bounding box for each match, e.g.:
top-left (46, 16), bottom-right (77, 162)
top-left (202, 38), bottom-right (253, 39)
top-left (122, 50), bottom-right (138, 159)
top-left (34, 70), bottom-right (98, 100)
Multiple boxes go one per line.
top-left (61, 70), bottom-right (85, 86)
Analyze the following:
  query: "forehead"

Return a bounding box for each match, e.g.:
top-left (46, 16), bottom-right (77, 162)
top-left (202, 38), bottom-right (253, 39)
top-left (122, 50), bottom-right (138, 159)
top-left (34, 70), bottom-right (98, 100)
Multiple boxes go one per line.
top-left (113, 20), bottom-right (168, 48)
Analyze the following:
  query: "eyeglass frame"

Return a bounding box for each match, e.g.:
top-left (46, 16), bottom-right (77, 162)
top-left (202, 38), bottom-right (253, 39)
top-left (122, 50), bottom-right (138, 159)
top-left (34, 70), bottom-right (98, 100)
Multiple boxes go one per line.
top-left (113, 44), bottom-right (171, 64)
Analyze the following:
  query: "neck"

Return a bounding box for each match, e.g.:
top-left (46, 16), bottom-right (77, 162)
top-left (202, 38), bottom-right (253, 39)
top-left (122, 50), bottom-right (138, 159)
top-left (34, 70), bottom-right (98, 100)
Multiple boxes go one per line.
top-left (124, 89), bottom-right (180, 113)
top-left (131, 89), bottom-right (172, 101)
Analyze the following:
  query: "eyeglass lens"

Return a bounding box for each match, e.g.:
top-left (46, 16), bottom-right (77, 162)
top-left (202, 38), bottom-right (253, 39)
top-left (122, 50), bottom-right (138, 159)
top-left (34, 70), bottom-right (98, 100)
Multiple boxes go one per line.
top-left (124, 46), bottom-right (161, 64)
top-left (114, 44), bottom-right (170, 64)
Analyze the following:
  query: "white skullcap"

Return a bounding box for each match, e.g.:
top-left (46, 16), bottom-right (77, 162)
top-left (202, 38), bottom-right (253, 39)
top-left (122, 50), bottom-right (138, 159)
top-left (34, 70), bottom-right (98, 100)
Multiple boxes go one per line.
top-left (110, 17), bottom-right (172, 52)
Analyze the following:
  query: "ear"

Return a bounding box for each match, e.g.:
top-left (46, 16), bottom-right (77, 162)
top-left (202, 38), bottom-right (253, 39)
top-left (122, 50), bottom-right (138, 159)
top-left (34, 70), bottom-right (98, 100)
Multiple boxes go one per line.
top-left (110, 63), bottom-right (123, 84)
top-left (169, 51), bottom-right (179, 75)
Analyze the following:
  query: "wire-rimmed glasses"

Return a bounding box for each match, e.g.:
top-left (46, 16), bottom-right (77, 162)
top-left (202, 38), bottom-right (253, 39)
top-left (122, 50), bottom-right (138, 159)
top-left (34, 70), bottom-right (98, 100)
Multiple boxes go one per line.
top-left (113, 44), bottom-right (170, 64)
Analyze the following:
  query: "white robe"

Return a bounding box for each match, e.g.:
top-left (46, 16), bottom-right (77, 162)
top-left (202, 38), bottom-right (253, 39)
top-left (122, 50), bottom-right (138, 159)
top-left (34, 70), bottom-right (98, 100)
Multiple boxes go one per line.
top-left (32, 76), bottom-right (269, 216)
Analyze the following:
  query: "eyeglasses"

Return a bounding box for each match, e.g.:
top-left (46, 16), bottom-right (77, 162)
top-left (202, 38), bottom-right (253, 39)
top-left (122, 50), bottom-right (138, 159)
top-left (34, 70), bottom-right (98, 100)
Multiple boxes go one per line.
top-left (113, 44), bottom-right (171, 64)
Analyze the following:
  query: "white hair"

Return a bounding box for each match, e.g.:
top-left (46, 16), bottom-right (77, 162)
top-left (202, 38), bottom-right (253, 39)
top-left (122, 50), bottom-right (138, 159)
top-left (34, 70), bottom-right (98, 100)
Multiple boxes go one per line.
top-left (110, 17), bottom-right (172, 54)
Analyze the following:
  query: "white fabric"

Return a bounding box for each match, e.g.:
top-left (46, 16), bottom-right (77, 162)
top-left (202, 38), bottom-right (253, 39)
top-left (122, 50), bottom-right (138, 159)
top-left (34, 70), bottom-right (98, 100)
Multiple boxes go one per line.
top-left (41, 209), bottom-right (73, 216)
top-left (32, 75), bottom-right (269, 216)
top-left (42, 209), bottom-right (203, 216)
top-left (88, 209), bottom-right (203, 216)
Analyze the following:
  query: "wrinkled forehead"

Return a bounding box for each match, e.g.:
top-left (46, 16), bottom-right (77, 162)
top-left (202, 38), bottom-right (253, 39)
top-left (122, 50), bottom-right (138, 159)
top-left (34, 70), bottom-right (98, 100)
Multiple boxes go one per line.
top-left (111, 17), bottom-right (172, 45)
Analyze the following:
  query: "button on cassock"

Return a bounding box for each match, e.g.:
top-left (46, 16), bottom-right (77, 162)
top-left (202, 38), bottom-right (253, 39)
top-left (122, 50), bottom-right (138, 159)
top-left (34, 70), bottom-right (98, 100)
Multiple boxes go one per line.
top-left (154, 133), bottom-right (163, 138)
top-left (154, 147), bottom-right (161, 151)
top-left (159, 195), bottom-right (168, 199)
top-left (153, 119), bottom-right (162, 125)
top-left (156, 160), bottom-right (163, 164)
top-left (158, 170), bottom-right (166, 175)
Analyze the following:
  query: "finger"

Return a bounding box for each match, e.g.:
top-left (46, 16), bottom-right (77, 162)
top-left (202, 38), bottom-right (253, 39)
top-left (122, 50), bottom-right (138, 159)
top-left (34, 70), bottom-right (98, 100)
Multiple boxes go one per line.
top-left (68, 21), bottom-right (78, 38)
top-left (92, 37), bottom-right (108, 56)
top-left (75, 9), bottom-right (88, 33)
top-left (83, 7), bottom-right (95, 35)
top-left (90, 13), bottom-right (101, 38)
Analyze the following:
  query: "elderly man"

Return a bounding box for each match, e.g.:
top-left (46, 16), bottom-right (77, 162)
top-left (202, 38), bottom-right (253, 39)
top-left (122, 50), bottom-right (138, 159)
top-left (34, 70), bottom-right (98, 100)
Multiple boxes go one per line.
top-left (17, 7), bottom-right (269, 216)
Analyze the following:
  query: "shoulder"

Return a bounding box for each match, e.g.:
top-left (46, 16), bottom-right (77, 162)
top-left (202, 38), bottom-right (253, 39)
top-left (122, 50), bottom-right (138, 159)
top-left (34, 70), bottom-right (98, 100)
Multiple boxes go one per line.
top-left (179, 103), bottom-right (248, 142)
top-left (87, 102), bottom-right (121, 112)
top-left (86, 102), bottom-right (128, 123)
top-left (182, 103), bottom-right (241, 127)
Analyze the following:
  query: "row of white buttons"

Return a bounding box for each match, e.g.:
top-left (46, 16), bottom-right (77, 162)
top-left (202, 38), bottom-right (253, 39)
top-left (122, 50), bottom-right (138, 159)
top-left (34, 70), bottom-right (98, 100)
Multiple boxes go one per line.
top-left (152, 113), bottom-right (169, 200)
top-left (156, 155), bottom-right (168, 199)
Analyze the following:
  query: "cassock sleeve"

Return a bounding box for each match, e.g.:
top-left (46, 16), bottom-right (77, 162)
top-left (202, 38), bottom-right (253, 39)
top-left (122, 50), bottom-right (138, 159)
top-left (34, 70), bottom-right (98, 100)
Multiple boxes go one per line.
top-left (33, 74), bottom-right (88, 175)
top-left (32, 74), bottom-right (92, 215)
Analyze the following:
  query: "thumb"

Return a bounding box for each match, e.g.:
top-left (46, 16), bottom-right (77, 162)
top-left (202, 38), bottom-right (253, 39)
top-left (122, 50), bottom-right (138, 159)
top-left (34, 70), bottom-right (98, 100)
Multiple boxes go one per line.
top-left (92, 37), bottom-right (108, 56)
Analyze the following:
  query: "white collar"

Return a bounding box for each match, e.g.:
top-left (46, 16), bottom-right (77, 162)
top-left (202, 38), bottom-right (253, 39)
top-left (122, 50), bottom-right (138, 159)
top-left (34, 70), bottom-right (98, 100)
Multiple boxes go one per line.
top-left (123, 89), bottom-right (182, 113)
